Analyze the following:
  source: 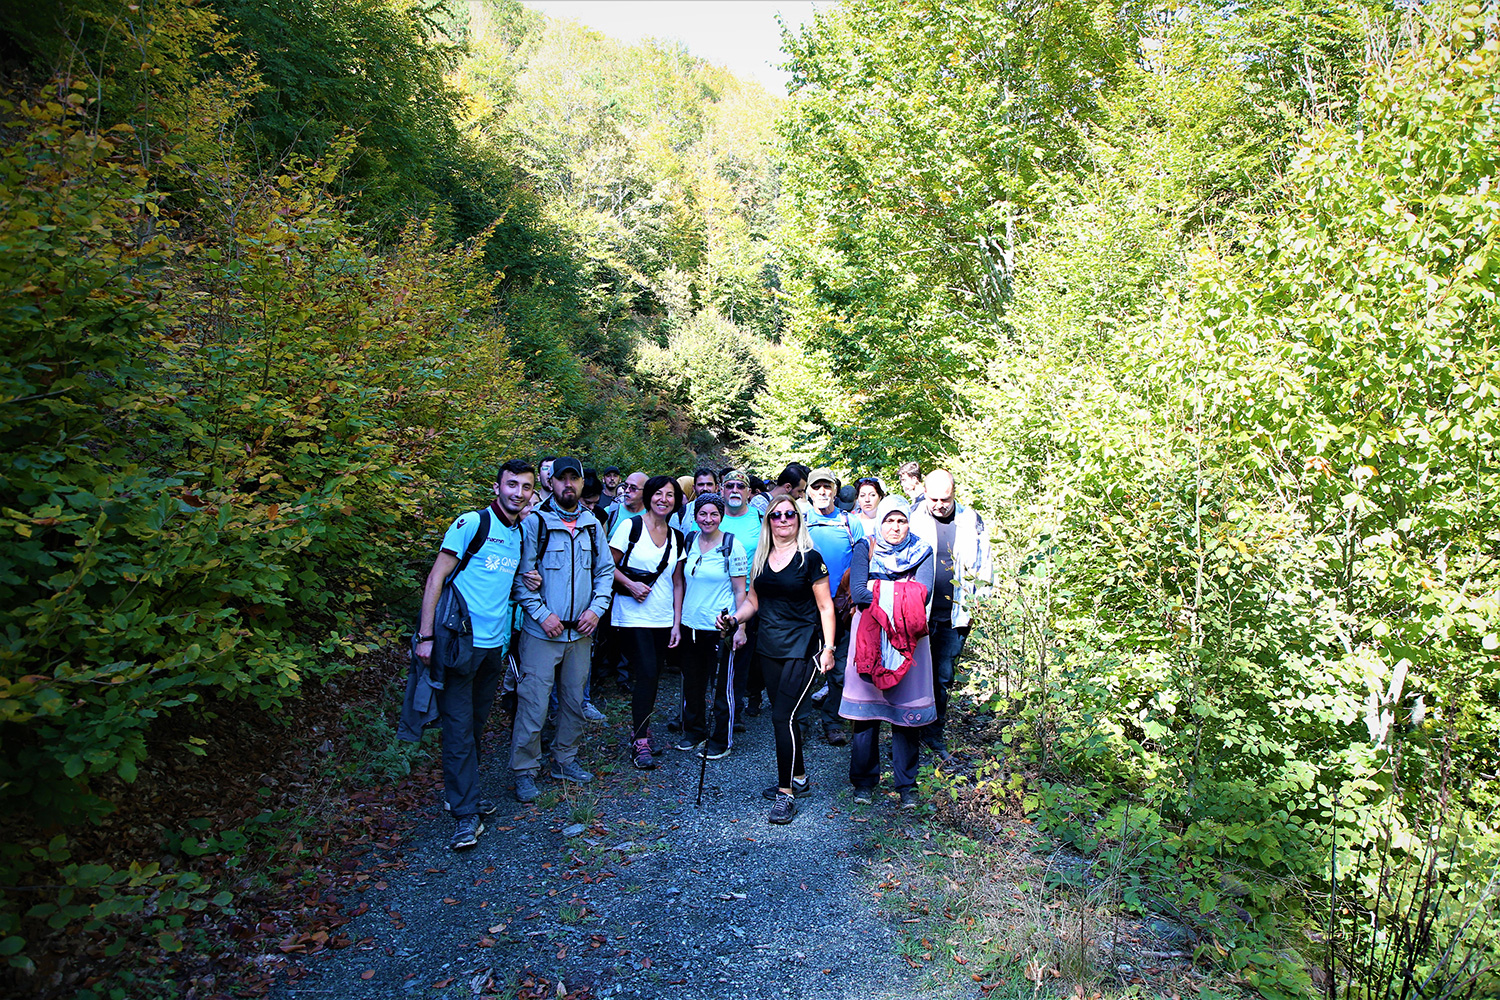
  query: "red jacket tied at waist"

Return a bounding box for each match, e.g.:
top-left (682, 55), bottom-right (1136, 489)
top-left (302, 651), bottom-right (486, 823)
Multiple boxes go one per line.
top-left (854, 579), bottom-right (930, 691)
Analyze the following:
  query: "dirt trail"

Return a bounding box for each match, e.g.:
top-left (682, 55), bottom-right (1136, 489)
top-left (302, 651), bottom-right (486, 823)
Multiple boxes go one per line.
top-left (270, 675), bottom-right (923, 999)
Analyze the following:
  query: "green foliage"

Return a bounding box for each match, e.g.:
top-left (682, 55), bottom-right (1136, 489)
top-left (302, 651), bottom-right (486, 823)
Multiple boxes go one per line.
top-left (636, 311), bottom-right (766, 443)
top-left (780, 0), bottom-right (1499, 994)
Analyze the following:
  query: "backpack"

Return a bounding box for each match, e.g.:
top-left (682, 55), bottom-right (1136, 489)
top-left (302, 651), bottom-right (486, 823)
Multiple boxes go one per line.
top-left (685, 529), bottom-right (736, 576)
top-left (613, 516), bottom-right (683, 596)
top-left (428, 508), bottom-right (493, 679)
top-left (531, 504), bottom-right (600, 569)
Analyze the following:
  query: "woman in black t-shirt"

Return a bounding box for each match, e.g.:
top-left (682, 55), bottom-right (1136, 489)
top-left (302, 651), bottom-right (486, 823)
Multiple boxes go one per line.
top-left (721, 495), bottom-right (837, 824)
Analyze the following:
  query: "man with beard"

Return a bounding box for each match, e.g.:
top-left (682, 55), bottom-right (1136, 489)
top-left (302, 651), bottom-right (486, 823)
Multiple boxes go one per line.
top-left (509, 458), bottom-right (614, 802)
top-left (907, 469), bottom-right (992, 763)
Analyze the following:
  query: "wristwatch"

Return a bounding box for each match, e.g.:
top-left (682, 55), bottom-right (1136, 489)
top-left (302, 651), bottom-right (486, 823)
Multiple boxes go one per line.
top-left (415, 633), bottom-right (434, 642)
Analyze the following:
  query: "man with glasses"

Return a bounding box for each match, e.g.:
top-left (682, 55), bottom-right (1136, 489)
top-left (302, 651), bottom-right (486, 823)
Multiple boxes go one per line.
top-left (607, 471), bottom-right (647, 535)
top-left (719, 470), bottom-right (765, 720)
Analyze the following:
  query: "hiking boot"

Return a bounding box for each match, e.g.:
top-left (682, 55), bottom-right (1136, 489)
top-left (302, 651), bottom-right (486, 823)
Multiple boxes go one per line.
top-left (582, 701), bottom-right (607, 723)
top-left (761, 776), bottom-right (811, 800)
top-left (768, 792), bottom-right (799, 825)
top-left (852, 787), bottom-right (875, 805)
top-left (700, 742), bottom-right (731, 760)
top-left (513, 774), bottom-right (539, 803)
top-left (449, 815), bottom-right (484, 850)
top-left (550, 759), bottom-right (594, 784)
top-left (674, 736), bottom-right (703, 752)
top-left (631, 738), bottom-right (656, 770)
top-left (443, 798), bottom-right (498, 818)
top-left (823, 721), bottom-right (850, 746)
top-left (899, 788), bottom-right (920, 810)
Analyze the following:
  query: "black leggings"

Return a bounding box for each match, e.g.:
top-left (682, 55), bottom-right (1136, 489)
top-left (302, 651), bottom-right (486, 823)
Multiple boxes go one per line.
top-left (619, 626), bottom-right (670, 740)
top-left (678, 627), bottom-right (736, 748)
top-left (760, 654), bottom-right (820, 789)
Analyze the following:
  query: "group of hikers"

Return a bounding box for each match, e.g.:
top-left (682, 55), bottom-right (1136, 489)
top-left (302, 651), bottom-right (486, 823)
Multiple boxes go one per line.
top-left (401, 458), bottom-right (992, 850)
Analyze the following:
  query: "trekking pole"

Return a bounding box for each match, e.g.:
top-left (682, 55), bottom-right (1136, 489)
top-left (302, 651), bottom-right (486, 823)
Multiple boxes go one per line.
top-left (697, 608), bottom-right (734, 808)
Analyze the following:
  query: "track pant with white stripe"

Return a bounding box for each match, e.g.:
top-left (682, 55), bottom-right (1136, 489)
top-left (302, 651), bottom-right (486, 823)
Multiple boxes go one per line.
top-left (760, 654), bottom-right (820, 789)
top-left (679, 627), bottom-right (737, 750)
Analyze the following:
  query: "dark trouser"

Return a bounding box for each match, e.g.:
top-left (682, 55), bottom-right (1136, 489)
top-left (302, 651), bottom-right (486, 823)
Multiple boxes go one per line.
top-left (679, 627), bottom-right (736, 749)
top-left (620, 626), bottom-right (670, 740)
top-left (817, 622), bottom-right (851, 724)
top-left (925, 623), bottom-right (970, 747)
top-left (850, 719), bottom-right (922, 792)
top-left (592, 609), bottom-right (629, 694)
top-left (761, 653), bottom-right (820, 789)
top-left (734, 618), bottom-right (761, 706)
top-left (438, 646), bottom-right (505, 819)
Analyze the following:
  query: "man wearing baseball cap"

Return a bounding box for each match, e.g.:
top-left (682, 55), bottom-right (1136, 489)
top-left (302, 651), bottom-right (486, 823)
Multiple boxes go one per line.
top-left (803, 467), bottom-right (858, 745)
top-left (509, 457), bottom-right (615, 802)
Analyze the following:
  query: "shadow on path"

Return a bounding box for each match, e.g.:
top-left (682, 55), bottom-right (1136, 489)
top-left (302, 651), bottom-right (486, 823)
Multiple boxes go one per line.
top-left (271, 674), bottom-right (921, 999)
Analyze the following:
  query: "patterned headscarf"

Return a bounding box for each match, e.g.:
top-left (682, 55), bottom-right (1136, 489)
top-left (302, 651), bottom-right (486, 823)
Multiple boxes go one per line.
top-left (694, 492), bottom-right (726, 518)
top-left (869, 496), bottom-right (930, 578)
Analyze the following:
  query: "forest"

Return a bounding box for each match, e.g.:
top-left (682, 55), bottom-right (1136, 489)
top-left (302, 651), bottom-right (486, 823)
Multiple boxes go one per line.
top-left (0, 0), bottom-right (1495, 997)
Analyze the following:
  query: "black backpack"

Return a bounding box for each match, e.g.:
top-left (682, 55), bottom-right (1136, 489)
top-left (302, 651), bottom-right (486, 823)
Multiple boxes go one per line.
top-left (613, 516), bottom-right (683, 595)
top-left (685, 529), bottom-right (736, 576)
top-left (428, 508), bottom-right (492, 680)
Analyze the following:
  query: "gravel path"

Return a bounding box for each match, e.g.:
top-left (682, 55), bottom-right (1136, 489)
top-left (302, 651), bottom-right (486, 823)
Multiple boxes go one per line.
top-left (271, 674), bottom-right (923, 999)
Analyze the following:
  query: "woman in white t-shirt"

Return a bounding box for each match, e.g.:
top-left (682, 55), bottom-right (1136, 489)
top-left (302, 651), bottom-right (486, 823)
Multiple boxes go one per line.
top-left (610, 474), bottom-right (686, 771)
top-left (674, 493), bottom-right (748, 759)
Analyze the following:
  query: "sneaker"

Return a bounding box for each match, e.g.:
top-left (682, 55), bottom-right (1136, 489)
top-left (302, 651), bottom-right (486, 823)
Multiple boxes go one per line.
top-left (700, 742), bottom-right (731, 760)
top-left (449, 815), bottom-right (484, 850)
top-left (761, 776), bottom-right (811, 800)
top-left (899, 788), bottom-right (919, 810)
top-left (631, 738), bottom-right (656, 770)
top-left (768, 792), bottom-right (799, 825)
top-left (823, 721), bottom-right (850, 746)
top-left (550, 759), bottom-right (594, 784)
top-left (513, 774), bottom-right (539, 803)
top-left (674, 736), bottom-right (703, 752)
top-left (852, 787), bottom-right (874, 805)
top-left (442, 798), bottom-right (498, 818)
top-left (665, 714), bottom-right (683, 733)
top-left (582, 701), bottom-right (607, 723)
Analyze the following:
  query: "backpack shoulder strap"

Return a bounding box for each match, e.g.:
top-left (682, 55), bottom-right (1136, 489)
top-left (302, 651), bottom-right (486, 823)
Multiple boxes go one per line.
top-left (531, 511), bottom-right (549, 565)
top-left (453, 508), bottom-right (490, 577)
top-left (620, 514), bottom-right (645, 565)
top-left (717, 529), bottom-right (734, 574)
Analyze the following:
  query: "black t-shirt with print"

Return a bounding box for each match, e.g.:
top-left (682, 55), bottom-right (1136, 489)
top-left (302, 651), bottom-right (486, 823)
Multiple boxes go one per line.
top-left (752, 548), bottom-right (828, 660)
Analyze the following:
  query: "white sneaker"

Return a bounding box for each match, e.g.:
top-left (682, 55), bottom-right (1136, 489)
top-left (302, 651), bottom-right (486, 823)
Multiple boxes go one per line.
top-left (582, 700), bottom-right (607, 723)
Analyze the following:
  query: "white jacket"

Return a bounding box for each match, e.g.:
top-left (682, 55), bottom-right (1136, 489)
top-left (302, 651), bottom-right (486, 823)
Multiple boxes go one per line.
top-left (907, 499), bottom-right (992, 629)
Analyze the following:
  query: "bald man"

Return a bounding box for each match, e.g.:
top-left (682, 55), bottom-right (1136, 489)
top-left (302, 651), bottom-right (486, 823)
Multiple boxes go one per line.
top-left (907, 470), bottom-right (992, 763)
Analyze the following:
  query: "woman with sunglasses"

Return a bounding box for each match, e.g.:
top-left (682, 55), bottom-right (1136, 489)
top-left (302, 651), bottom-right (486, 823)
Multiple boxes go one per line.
top-left (838, 496), bottom-right (936, 809)
top-left (611, 475), bottom-right (686, 770)
top-left (852, 477), bottom-right (886, 539)
top-left (720, 495), bottom-right (837, 824)
top-left (674, 493), bottom-right (748, 758)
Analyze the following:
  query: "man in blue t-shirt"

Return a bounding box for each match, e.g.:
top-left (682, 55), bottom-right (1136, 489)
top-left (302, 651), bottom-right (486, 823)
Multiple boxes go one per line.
top-left (719, 470), bottom-right (765, 718)
top-left (804, 467), bottom-right (859, 746)
top-left (413, 459), bottom-right (534, 850)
